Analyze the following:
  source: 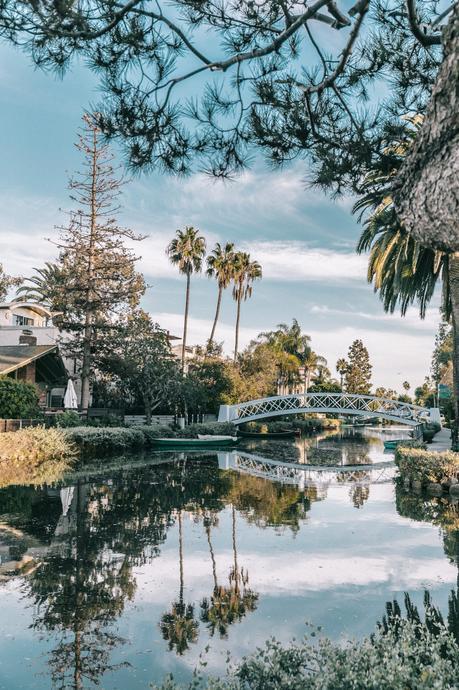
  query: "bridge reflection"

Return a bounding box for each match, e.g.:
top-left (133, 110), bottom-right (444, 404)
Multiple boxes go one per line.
top-left (218, 450), bottom-right (396, 490)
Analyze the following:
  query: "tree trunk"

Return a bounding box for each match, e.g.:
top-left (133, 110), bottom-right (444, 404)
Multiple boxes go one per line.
top-left (80, 324), bottom-right (92, 412)
top-left (178, 510), bottom-right (184, 606)
top-left (145, 398), bottom-right (152, 426)
top-left (209, 286), bottom-right (223, 346)
top-left (206, 524), bottom-right (218, 590)
top-left (234, 291), bottom-right (241, 363)
top-left (182, 271), bottom-right (191, 370)
top-left (231, 504), bottom-right (239, 595)
top-left (449, 253), bottom-right (459, 449)
top-left (394, 4), bottom-right (459, 251)
top-left (80, 127), bottom-right (98, 411)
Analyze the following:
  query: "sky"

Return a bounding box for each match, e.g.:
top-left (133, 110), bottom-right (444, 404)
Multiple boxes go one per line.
top-left (0, 42), bottom-right (440, 393)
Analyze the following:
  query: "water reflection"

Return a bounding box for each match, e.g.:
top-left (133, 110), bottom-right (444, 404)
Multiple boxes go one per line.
top-left (240, 426), bottom-right (402, 467)
top-left (200, 506), bottom-right (258, 639)
top-left (0, 428), bottom-right (455, 690)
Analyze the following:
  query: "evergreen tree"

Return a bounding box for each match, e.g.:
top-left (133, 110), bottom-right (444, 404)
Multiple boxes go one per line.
top-left (343, 340), bottom-right (372, 394)
top-left (104, 309), bottom-right (181, 424)
top-left (43, 115), bottom-right (145, 410)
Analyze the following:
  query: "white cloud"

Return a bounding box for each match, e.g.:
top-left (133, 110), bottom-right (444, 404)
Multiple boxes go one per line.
top-left (152, 311), bottom-right (259, 346)
top-left (242, 241), bottom-right (367, 282)
top-left (310, 304), bottom-right (440, 331)
top-left (134, 550), bottom-right (456, 604)
top-left (307, 325), bottom-right (435, 391)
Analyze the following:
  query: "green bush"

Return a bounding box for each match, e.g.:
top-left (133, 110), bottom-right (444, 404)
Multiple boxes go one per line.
top-left (244, 418), bottom-right (340, 434)
top-left (141, 424), bottom-right (175, 443)
top-left (152, 619), bottom-right (459, 690)
top-left (86, 415), bottom-right (126, 427)
top-left (55, 410), bottom-right (82, 428)
top-left (395, 445), bottom-right (459, 485)
top-left (422, 421), bottom-right (441, 443)
top-left (0, 376), bottom-right (39, 419)
top-left (65, 426), bottom-right (145, 458)
top-left (175, 421), bottom-right (236, 438)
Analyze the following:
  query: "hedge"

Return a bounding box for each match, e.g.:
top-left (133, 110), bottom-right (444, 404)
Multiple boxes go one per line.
top-left (65, 426), bottom-right (146, 457)
top-left (244, 418), bottom-right (341, 434)
top-left (395, 444), bottom-right (459, 487)
top-left (65, 421), bottom-right (239, 458)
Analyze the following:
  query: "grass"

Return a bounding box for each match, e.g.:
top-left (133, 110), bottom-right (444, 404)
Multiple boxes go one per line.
top-left (0, 426), bottom-right (76, 488)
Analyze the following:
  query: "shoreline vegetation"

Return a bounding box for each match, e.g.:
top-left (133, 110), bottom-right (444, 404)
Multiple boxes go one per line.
top-left (0, 427), bottom-right (76, 488)
top-left (396, 443), bottom-right (459, 497)
top-left (0, 417), bottom-right (342, 478)
top-left (149, 607), bottom-right (459, 690)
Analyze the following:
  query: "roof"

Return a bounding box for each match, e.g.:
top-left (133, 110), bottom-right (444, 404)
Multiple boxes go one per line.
top-left (0, 302), bottom-right (54, 318)
top-left (0, 345), bottom-right (59, 375)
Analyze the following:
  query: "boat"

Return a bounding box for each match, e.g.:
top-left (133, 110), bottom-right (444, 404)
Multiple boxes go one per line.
top-left (237, 429), bottom-right (300, 439)
top-left (383, 439), bottom-right (407, 450)
top-left (152, 435), bottom-right (239, 449)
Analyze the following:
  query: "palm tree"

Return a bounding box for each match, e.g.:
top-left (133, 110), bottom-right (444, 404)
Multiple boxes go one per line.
top-left (336, 358), bottom-right (348, 390)
top-left (232, 252), bottom-right (262, 362)
top-left (301, 350), bottom-right (327, 394)
top-left (166, 227), bottom-right (206, 369)
top-left (206, 242), bottom-right (236, 346)
top-left (353, 119), bottom-right (458, 442)
top-left (15, 261), bottom-right (66, 311)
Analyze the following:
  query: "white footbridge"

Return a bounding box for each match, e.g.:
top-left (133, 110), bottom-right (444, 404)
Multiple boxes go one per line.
top-left (218, 392), bottom-right (440, 429)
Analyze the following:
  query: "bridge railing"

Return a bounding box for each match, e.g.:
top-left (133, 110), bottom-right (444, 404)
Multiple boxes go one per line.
top-left (218, 393), bottom-right (434, 426)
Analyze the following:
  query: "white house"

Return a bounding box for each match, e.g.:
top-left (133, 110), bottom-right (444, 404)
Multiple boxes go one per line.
top-left (0, 302), bottom-right (72, 408)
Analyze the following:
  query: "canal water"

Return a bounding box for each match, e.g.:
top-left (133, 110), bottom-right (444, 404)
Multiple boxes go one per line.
top-left (0, 427), bottom-right (458, 689)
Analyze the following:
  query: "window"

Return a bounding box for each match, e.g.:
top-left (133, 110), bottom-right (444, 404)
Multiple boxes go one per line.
top-left (13, 315), bottom-right (34, 326)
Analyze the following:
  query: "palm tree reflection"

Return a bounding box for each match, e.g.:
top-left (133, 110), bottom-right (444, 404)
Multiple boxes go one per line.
top-left (160, 510), bottom-right (199, 654)
top-left (201, 505), bottom-right (258, 638)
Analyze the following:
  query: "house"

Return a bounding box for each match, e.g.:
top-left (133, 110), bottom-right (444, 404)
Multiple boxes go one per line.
top-left (0, 331), bottom-right (67, 408)
top-left (0, 302), bottom-right (191, 408)
top-left (0, 303), bottom-right (68, 408)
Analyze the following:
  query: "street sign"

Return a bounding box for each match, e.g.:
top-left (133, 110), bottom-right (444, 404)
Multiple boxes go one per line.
top-left (438, 384), bottom-right (451, 399)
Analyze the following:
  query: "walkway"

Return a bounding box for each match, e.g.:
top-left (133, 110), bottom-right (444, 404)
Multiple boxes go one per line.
top-left (429, 427), bottom-right (452, 452)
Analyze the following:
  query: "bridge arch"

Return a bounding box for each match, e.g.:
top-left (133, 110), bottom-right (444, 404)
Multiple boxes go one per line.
top-left (218, 392), bottom-right (438, 428)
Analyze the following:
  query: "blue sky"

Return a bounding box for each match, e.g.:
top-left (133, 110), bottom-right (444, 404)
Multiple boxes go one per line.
top-left (0, 43), bottom-right (440, 392)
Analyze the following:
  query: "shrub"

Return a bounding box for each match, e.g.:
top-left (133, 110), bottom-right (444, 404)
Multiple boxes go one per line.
top-left (151, 619), bottom-right (459, 690)
top-left (141, 424), bottom-right (175, 443)
top-left (0, 426), bottom-right (75, 487)
top-left (243, 418), bottom-right (340, 434)
top-left (65, 426), bottom-right (145, 458)
top-left (174, 421), bottom-right (237, 438)
top-left (86, 415), bottom-right (126, 427)
top-left (55, 410), bottom-right (82, 428)
top-left (395, 445), bottom-right (459, 485)
top-left (422, 421), bottom-right (441, 443)
top-left (0, 376), bottom-right (39, 419)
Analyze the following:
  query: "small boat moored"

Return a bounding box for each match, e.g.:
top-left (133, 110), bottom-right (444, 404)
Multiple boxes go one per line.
top-left (383, 439), bottom-right (407, 450)
top-left (152, 435), bottom-right (239, 449)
